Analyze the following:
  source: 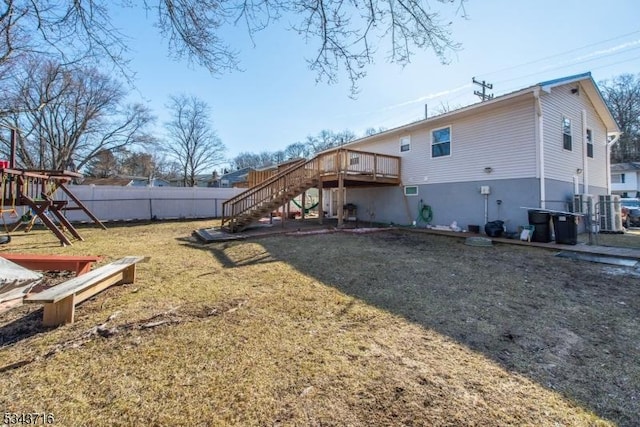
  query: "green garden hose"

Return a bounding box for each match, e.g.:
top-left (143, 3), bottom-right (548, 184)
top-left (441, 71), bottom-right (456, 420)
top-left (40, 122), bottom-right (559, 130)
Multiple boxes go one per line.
top-left (417, 200), bottom-right (433, 224)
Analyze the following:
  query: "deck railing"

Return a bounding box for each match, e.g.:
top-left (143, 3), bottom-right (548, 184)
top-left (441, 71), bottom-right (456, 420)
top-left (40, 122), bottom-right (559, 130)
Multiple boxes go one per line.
top-left (318, 149), bottom-right (400, 179)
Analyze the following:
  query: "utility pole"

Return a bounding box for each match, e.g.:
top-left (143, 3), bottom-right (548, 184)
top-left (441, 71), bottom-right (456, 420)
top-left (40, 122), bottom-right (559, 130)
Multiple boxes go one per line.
top-left (473, 77), bottom-right (494, 101)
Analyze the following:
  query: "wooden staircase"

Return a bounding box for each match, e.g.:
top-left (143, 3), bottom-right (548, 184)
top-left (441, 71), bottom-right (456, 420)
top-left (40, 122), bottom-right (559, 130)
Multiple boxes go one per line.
top-left (222, 157), bottom-right (320, 232)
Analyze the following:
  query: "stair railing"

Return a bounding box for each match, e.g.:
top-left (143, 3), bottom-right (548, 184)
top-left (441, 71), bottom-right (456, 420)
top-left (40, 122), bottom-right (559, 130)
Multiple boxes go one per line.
top-left (222, 158), bottom-right (318, 230)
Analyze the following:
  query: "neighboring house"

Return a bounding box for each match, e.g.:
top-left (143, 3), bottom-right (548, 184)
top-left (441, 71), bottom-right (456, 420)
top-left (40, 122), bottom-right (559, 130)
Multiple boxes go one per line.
top-left (611, 162), bottom-right (640, 198)
top-left (79, 176), bottom-right (170, 187)
top-left (169, 174), bottom-right (218, 187)
top-left (213, 167), bottom-right (253, 188)
top-left (325, 72), bottom-right (621, 230)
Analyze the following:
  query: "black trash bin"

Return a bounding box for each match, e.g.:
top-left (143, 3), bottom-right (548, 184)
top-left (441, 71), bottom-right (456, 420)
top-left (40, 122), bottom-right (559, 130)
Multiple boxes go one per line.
top-left (484, 220), bottom-right (504, 237)
top-left (552, 213), bottom-right (578, 245)
top-left (528, 210), bottom-right (552, 243)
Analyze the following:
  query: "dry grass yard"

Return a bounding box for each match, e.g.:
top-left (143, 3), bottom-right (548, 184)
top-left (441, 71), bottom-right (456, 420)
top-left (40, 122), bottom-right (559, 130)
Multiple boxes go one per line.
top-left (1, 220), bottom-right (639, 426)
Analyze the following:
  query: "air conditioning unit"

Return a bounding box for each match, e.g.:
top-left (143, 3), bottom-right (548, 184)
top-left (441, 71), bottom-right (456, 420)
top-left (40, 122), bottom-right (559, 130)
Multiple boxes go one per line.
top-left (574, 194), bottom-right (597, 232)
top-left (598, 195), bottom-right (623, 233)
top-left (573, 193), bottom-right (593, 214)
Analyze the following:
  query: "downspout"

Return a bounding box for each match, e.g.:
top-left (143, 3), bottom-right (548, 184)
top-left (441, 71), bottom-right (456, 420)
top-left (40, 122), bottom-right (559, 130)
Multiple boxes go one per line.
top-left (582, 109), bottom-right (588, 193)
top-left (606, 132), bottom-right (622, 194)
top-left (534, 88), bottom-right (546, 208)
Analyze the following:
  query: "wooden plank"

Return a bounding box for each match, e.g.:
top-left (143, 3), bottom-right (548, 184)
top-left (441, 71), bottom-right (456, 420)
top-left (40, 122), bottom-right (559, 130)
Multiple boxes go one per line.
top-left (42, 296), bottom-right (75, 326)
top-left (25, 256), bottom-right (144, 304)
top-left (0, 254), bottom-right (102, 276)
top-left (73, 271), bottom-right (125, 305)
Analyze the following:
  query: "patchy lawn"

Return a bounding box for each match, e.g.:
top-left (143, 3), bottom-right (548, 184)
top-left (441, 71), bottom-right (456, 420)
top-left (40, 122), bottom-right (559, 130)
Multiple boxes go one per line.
top-left (1, 221), bottom-right (638, 426)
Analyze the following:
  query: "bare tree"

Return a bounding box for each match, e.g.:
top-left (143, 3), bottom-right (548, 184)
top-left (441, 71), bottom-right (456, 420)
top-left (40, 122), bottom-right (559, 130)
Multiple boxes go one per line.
top-left (0, 1), bottom-right (465, 98)
top-left (600, 74), bottom-right (640, 163)
top-left (85, 149), bottom-right (119, 177)
top-left (285, 142), bottom-right (311, 159)
top-left (231, 151), bottom-right (263, 169)
top-left (364, 126), bottom-right (387, 136)
top-left (164, 94), bottom-right (226, 186)
top-left (306, 129), bottom-right (356, 153)
top-left (120, 151), bottom-right (157, 178)
top-left (0, 1), bottom-right (128, 75)
top-left (0, 60), bottom-right (155, 170)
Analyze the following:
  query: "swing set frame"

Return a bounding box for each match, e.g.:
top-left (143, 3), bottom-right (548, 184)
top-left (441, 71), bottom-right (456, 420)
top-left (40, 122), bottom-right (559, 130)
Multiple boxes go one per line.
top-left (1, 129), bottom-right (105, 246)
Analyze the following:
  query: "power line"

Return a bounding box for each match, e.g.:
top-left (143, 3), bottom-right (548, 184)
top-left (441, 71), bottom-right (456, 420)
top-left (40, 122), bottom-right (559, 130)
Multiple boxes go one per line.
top-left (493, 45), bottom-right (640, 86)
top-left (478, 30), bottom-right (640, 77)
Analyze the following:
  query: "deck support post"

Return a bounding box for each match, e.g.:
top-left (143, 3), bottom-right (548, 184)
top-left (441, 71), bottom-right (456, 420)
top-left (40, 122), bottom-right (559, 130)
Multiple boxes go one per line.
top-left (301, 191), bottom-right (306, 220)
top-left (318, 179), bottom-right (324, 225)
top-left (337, 173), bottom-right (344, 228)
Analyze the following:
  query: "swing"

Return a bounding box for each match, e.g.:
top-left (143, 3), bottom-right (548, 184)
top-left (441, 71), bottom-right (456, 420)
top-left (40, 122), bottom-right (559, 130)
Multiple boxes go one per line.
top-left (0, 173), bottom-right (17, 241)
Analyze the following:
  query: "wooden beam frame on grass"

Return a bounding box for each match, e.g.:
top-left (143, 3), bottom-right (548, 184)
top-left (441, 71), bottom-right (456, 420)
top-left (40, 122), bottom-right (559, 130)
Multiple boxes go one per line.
top-left (24, 256), bottom-right (144, 326)
top-left (0, 254), bottom-right (102, 276)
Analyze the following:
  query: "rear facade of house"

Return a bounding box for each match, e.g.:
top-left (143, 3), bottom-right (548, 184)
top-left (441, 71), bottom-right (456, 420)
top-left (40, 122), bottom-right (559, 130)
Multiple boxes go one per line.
top-left (335, 73), bottom-right (620, 231)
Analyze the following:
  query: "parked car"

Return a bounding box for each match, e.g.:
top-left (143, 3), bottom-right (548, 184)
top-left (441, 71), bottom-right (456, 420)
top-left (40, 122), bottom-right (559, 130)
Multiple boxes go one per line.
top-left (621, 198), bottom-right (640, 228)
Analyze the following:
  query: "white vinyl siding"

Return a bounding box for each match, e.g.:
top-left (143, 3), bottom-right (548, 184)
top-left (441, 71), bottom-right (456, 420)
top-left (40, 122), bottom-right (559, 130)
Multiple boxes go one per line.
top-left (347, 97), bottom-right (537, 185)
top-left (541, 82), bottom-right (609, 189)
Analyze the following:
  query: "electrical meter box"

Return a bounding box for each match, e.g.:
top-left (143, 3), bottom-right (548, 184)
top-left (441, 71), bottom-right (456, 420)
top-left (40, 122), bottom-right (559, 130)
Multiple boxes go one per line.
top-left (480, 186), bottom-right (491, 195)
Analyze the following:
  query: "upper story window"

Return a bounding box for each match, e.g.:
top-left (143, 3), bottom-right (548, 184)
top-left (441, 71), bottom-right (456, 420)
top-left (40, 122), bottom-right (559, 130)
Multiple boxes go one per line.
top-left (612, 173), bottom-right (625, 184)
top-left (400, 136), bottom-right (411, 152)
top-left (586, 128), bottom-right (593, 158)
top-left (431, 126), bottom-right (451, 158)
top-left (562, 116), bottom-right (572, 151)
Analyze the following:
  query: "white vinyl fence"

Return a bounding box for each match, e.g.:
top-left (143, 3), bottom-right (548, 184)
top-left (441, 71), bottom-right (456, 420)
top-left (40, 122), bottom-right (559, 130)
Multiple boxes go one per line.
top-left (45, 185), bottom-right (243, 222)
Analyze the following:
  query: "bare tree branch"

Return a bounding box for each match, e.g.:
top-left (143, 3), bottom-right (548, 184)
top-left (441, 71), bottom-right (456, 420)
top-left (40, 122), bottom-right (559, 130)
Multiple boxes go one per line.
top-left (164, 94), bottom-right (226, 186)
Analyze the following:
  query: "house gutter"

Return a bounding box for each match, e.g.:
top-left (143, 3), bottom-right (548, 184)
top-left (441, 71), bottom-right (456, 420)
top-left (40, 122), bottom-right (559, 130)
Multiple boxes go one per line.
top-left (606, 132), bottom-right (622, 194)
top-left (534, 88), bottom-right (546, 208)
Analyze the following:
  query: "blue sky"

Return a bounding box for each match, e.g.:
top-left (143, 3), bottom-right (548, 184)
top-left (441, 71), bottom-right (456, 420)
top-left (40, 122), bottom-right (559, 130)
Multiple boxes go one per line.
top-left (112, 0), bottom-right (640, 168)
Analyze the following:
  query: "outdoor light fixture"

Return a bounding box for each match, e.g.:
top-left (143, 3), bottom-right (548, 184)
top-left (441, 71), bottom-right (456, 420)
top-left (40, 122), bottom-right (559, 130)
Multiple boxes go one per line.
top-left (484, 167), bottom-right (493, 173)
top-left (576, 168), bottom-right (583, 174)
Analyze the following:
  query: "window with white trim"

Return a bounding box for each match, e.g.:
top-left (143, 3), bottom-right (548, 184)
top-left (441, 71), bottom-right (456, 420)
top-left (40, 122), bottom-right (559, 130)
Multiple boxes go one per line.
top-left (404, 186), bottom-right (418, 196)
top-left (400, 136), bottom-right (411, 152)
top-left (586, 128), bottom-right (593, 158)
top-left (562, 116), bottom-right (572, 151)
top-left (431, 126), bottom-right (451, 158)
top-left (612, 173), bottom-right (625, 184)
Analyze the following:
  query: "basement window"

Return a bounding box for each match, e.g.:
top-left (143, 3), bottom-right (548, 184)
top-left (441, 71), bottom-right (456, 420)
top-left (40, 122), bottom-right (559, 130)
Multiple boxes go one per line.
top-left (404, 186), bottom-right (418, 196)
top-left (562, 116), bottom-right (572, 151)
top-left (586, 128), bottom-right (593, 158)
top-left (400, 136), bottom-right (411, 152)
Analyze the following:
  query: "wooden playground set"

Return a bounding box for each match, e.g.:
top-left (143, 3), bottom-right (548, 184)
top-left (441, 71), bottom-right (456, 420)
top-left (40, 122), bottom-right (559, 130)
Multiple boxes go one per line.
top-left (0, 129), bottom-right (105, 246)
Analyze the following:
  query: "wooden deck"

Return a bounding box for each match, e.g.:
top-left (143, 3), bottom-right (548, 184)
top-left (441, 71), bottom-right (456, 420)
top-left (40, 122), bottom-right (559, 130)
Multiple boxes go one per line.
top-left (222, 148), bottom-right (401, 231)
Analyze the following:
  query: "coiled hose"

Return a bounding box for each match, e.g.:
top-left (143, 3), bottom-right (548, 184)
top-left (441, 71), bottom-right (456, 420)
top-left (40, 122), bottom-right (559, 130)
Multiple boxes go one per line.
top-left (417, 200), bottom-right (433, 224)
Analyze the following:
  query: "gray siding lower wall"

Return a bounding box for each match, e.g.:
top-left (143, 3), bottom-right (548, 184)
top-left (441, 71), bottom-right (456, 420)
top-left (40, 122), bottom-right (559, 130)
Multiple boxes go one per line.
top-left (543, 178), bottom-right (608, 210)
top-left (347, 178), bottom-right (541, 232)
